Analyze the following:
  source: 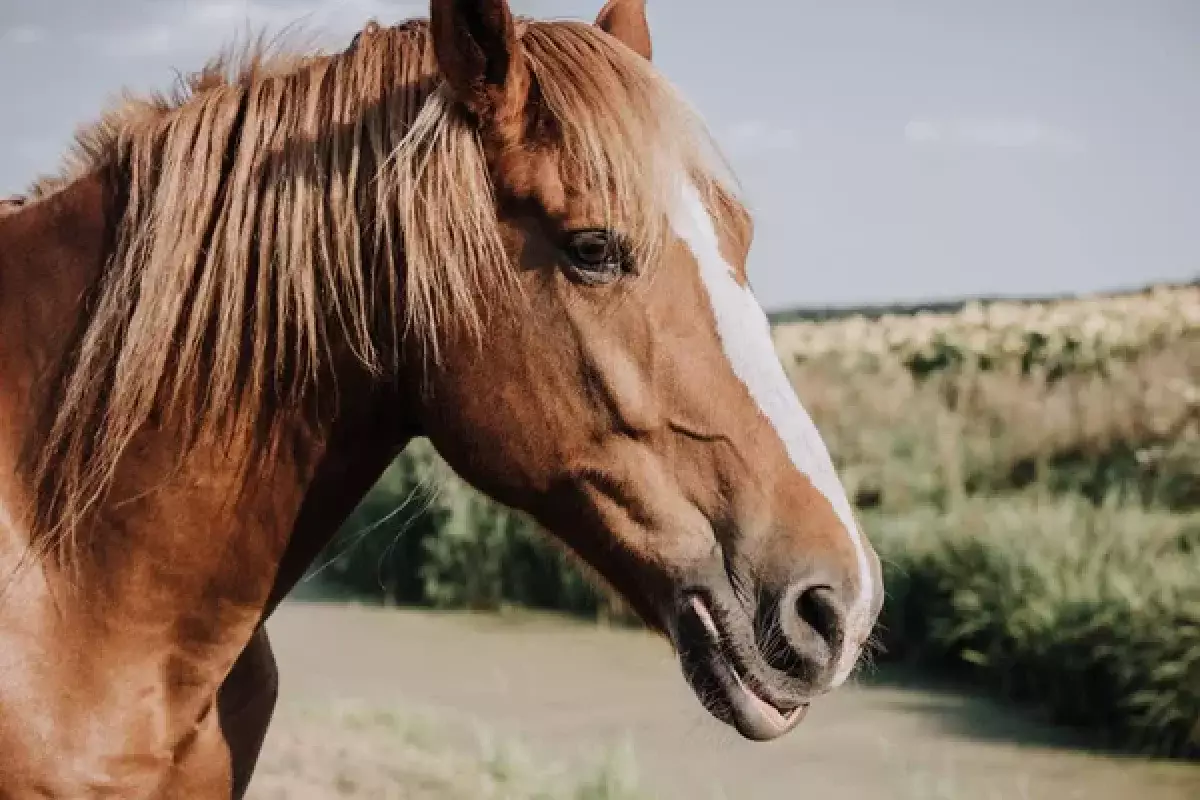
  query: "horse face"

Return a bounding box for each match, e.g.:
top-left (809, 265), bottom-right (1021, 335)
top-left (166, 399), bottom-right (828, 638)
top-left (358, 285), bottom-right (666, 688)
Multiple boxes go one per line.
top-left (413, 0), bottom-right (882, 741)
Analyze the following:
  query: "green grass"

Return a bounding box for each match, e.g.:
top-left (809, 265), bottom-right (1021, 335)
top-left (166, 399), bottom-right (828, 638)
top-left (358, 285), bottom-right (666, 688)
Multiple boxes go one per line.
top-left (870, 495), bottom-right (1200, 758)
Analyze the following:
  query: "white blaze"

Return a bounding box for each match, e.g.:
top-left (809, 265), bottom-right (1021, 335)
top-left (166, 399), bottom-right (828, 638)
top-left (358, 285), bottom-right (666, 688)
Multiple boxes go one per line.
top-left (669, 183), bottom-right (874, 686)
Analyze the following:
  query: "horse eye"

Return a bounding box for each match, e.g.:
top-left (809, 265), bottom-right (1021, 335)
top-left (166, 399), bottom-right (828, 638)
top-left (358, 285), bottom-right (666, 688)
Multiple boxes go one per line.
top-left (563, 230), bottom-right (629, 284)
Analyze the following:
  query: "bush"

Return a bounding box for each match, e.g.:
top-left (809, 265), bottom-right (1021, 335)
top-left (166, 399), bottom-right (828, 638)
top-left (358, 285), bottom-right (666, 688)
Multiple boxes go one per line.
top-left (418, 489), bottom-right (614, 617)
top-left (317, 440), bottom-right (630, 621)
top-left (870, 495), bottom-right (1200, 758)
top-left (317, 442), bottom-right (445, 604)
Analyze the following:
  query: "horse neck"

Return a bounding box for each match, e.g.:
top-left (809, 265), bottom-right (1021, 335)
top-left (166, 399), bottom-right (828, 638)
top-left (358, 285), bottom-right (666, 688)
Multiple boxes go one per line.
top-left (0, 170), bottom-right (411, 710)
top-left (0, 173), bottom-right (114, 497)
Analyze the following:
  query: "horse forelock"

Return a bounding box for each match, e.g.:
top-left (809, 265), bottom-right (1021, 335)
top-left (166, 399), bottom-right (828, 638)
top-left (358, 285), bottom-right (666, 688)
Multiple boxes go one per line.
top-left (22, 14), bottom-right (736, 562)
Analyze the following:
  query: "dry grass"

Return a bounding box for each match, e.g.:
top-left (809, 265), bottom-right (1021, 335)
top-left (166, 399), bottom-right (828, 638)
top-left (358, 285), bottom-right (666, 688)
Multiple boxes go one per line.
top-left (249, 700), bottom-right (646, 800)
top-left (789, 339), bottom-right (1199, 511)
top-left (772, 284), bottom-right (1200, 373)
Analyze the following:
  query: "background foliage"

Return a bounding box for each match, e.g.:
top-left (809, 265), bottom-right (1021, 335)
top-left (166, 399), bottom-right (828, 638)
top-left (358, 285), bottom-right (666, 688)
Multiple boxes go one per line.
top-left (309, 282), bottom-right (1200, 757)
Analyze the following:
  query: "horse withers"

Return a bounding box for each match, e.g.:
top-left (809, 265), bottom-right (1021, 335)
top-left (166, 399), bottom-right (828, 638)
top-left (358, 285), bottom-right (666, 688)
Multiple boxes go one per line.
top-left (0, 0), bottom-right (882, 795)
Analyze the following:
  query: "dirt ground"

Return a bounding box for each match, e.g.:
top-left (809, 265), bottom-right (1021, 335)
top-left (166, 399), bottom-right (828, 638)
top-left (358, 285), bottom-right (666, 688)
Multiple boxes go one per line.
top-left (252, 602), bottom-right (1200, 800)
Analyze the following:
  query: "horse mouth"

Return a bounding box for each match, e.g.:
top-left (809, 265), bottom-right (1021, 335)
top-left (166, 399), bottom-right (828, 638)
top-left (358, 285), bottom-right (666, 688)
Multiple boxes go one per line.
top-left (675, 593), bottom-right (808, 741)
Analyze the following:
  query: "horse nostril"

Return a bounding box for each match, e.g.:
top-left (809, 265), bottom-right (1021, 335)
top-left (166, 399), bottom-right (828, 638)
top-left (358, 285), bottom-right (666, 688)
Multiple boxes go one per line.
top-left (794, 585), bottom-right (844, 652)
top-left (756, 582), bottom-right (848, 683)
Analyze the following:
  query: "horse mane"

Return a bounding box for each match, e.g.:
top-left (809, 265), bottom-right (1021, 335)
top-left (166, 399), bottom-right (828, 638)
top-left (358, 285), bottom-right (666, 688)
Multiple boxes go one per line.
top-left (21, 16), bottom-right (733, 560)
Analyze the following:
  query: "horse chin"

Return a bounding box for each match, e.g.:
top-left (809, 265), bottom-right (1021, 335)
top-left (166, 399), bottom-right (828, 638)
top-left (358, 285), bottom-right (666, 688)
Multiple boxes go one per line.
top-left (674, 594), bottom-right (809, 742)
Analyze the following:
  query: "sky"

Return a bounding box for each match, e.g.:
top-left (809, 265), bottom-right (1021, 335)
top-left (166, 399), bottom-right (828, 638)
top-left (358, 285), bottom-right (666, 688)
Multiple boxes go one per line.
top-left (1, 0), bottom-right (1196, 311)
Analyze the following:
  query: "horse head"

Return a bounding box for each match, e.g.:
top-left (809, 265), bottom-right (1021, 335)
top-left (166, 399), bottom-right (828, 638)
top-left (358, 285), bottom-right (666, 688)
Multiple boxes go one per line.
top-left (404, 0), bottom-right (884, 741)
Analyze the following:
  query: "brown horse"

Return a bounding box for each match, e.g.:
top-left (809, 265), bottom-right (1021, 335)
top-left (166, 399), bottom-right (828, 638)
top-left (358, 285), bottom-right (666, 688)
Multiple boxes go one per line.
top-left (0, 0), bottom-right (882, 795)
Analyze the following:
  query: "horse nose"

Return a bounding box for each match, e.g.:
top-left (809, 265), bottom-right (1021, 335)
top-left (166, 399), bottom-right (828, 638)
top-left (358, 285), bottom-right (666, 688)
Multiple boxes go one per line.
top-left (757, 574), bottom-right (850, 685)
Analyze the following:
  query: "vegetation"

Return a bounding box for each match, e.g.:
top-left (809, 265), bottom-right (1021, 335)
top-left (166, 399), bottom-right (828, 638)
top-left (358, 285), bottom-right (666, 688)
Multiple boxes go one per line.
top-left (249, 701), bottom-right (647, 800)
top-left (309, 282), bottom-right (1200, 757)
top-left (871, 497), bottom-right (1199, 757)
top-left (317, 442), bottom-right (625, 620)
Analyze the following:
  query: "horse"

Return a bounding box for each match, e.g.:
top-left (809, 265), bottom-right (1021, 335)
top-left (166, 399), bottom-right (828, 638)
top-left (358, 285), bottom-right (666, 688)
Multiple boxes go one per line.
top-left (0, 0), bottom-right (883, 795)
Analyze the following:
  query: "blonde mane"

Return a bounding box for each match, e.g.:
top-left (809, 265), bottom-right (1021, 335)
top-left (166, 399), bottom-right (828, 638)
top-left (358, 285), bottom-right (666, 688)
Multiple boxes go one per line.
top-left (23, 16), bottom-right (733, 558)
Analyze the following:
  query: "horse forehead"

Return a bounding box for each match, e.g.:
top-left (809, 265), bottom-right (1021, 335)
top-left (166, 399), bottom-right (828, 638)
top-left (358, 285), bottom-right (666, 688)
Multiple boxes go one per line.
top-left (663, 183), bottom-right (753, 287)
top-left (668, 186), bottom-right (751, 288)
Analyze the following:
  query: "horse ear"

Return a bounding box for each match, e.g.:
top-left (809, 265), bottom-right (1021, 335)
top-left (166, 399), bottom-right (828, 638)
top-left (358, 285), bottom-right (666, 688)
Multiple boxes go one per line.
top-left (430, 0), bottom-right (528, 122)
top-left (595, 0), bottom-right (652, 61)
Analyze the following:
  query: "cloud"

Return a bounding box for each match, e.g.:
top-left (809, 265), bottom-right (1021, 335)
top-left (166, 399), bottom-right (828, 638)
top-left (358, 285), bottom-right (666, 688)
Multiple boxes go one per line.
top-left (723, 119), bottom-right (799, 155)
top-left (84, 0), bottom-right (421, 59)
top-left (1, 25), bottom-right (46, 46)
top-left (904, 116), bottom-right (1085, 154)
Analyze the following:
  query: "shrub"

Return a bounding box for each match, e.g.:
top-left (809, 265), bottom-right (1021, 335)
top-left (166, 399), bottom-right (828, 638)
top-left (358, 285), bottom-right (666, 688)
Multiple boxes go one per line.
top-left (870, 495), bottom-right (1200, 758)
top-left (317, 440), bottom-right (629, 620)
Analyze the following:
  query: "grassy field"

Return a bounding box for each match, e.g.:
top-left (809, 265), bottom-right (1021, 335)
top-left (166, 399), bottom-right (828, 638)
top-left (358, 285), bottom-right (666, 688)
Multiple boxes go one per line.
top-left (250, 604), bottom-right (1200, 800)
top-left (779, 283), bottom-right (1200, 757)
top-left (310, 282), bottom-right (1200, 758)
top-left (775, 284), bottom-right (1198, 513)
top-left (249, 701), bottom-right (645, 800)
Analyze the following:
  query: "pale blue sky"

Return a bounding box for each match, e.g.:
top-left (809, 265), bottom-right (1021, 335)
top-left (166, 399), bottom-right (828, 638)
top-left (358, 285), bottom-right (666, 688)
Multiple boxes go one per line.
top-left (1, 0), bottom-right (1196, 310)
